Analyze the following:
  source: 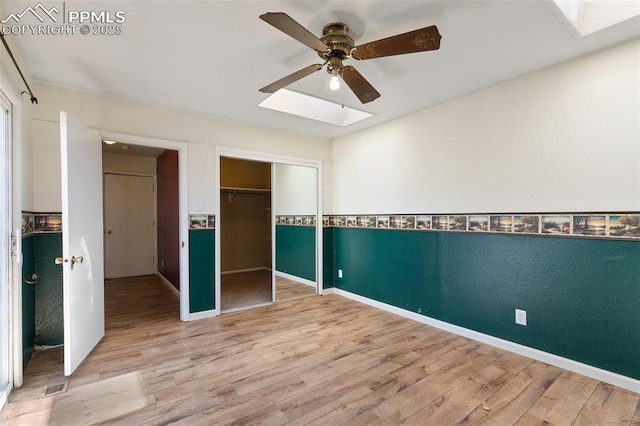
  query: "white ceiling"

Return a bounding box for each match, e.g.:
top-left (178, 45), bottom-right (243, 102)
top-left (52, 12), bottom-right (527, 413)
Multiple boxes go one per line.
top-left (5, 0), bottom-right (640, 139)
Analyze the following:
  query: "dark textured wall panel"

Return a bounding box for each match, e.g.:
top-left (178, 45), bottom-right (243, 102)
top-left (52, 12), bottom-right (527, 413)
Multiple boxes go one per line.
top-left (34, 233), bottom-right (63, 346)
top-left (189, 229), bottom-right (215, 313)
top-left (21, 235), bottom-right (36, 368)
top-left (323, 227), bottom-right (334, 289)
top-left (275, 225), bottom-right (315, 282)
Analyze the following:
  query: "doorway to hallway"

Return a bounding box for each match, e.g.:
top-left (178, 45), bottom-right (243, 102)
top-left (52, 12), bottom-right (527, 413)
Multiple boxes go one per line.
top-left (104, 173), bottom-right (155, 279)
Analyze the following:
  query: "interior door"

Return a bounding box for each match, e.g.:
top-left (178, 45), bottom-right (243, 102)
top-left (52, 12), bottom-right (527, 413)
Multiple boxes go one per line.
top-left (60, 112), bottom-right (104, 376)
top-left (104, 174), bottom-right (155, 279)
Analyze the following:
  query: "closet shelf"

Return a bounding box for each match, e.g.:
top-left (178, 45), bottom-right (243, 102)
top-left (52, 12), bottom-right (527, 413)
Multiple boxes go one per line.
top-left (221, 186), bottom-right (271, 194)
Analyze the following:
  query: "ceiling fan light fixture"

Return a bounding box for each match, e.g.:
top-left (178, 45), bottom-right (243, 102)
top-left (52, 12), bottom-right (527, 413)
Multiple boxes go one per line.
top-left (259, 12), bottom-right (441, 104)
top-left (329, 69), bottom-right (341, 91)
top-left (329, 75), bottom-right (341, 91)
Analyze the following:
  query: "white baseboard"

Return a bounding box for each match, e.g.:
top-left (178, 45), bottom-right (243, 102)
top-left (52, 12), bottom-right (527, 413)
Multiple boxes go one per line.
top-left (333, 288), bottom-right (640, 394)
top-left (321, 287), bottom-right (335, 295)
top-left (157, 273), bottom-right (179, 298)
top-left (221, 267), bottom-right (269, 275)
top-left (275, 271), bottom-right (316, 287)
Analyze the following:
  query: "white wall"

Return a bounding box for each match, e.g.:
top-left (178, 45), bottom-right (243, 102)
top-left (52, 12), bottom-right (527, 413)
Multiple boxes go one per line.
top-left (0, 22), bottom-right (34, 212)
top-left (31, 83), bottom-right (333, 213)
top-left (274, 164), bottom-right (318, 215)
top-left (103, 152), bottom-right (157, 175)
top-left (333, 38), bottom-right (640, 214)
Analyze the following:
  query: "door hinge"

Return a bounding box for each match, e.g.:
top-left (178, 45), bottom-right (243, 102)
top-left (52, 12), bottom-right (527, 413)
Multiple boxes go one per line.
top-left (10, 231), bottom-right (18, 259)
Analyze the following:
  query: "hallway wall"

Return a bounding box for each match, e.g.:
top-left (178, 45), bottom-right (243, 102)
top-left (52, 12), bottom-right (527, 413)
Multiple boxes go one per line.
top-left (157, 151), bottom-right (179, 288)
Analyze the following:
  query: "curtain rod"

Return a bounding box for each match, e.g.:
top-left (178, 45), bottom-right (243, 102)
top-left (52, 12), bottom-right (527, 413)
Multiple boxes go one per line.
top-left (0, 33), bottom-right (38, 104)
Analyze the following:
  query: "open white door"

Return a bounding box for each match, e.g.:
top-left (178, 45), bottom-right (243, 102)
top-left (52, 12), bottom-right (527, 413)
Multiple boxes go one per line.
top-left (60, 112), bottom-right (104, 376)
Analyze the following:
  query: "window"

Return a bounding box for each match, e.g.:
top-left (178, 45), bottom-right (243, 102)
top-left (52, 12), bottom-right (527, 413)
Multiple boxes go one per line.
top-left (552, 0), bottom-right (640, 36)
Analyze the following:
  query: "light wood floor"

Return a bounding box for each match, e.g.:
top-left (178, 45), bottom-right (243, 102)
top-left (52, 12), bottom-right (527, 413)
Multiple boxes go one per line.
top-left (221, 270), bottom-right (317, 311)
top-left (2, 275), bottom-right (639, 425)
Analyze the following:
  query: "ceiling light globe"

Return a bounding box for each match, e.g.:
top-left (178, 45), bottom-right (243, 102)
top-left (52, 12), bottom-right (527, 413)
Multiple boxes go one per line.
top-left (329, 75), bottom-right (341, 91)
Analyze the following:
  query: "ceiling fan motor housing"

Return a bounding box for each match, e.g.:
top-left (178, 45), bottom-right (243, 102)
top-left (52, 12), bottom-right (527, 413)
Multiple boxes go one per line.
top-left (319, 22), bottom-right (355, 74)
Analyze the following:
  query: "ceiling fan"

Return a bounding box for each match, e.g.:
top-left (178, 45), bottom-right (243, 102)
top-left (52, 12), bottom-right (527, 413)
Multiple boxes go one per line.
top-left (259, 12), bottom-right (442, 104)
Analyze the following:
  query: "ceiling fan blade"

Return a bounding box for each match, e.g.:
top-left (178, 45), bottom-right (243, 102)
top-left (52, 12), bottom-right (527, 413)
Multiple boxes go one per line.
top-left (342, 66), bottom-right (380, 104)
top-left (260, 12), bottom-right (329, 53)
top-left (351, 25), bottom-right (441, 60)
top-left (259, 64), bottom-right (323, 93)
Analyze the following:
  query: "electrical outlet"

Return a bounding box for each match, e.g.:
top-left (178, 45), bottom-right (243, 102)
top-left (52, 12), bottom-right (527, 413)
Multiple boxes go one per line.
top-left (515, 309), bottom-right (527, 326)
top-left (338, 269), bottom-right (343, 279)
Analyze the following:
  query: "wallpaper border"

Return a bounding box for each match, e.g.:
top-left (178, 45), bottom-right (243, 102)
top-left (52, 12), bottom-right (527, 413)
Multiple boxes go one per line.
top-left (321, 213), bottom-right (640, 241)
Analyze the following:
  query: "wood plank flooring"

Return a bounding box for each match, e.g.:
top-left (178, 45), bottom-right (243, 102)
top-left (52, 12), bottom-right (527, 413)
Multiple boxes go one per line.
top-left (221, 270), bottom-right (317, 310)
top-left (2, 275), bottom-right (639, 425)
top-left (275, 276), bottom-right (316, 302)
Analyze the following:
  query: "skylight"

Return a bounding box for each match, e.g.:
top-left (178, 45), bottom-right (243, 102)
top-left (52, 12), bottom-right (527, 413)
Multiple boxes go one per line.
top-left (552, 0), bottom-right (640, 36)
top-left (258, 89), bottom-right (374, 127)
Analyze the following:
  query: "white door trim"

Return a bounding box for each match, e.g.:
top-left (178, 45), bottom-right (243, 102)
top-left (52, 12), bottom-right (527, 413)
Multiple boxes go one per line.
top-left (100, 131), bottom-right (190, 321)
top-left (0, 63), bottom-right (22, 395)
top-left (214, 146), bottom-right (323, 318)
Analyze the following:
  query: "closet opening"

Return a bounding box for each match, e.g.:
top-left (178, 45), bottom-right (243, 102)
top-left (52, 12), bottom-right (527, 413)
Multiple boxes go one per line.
top-left (220, 157), bottom-right (272, 312)
top-left (218, 154), bottom-right (321, 313)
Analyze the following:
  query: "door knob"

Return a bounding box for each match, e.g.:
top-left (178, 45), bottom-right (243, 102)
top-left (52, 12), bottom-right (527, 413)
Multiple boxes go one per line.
top-left (107, 230), bottom-right (112, 234)
top-left (55, 256), bottom-right (83, 265)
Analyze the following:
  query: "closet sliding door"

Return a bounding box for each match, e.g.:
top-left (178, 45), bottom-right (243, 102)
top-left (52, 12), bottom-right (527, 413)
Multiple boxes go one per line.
top-left (273, 164), bottom-right (318, 303)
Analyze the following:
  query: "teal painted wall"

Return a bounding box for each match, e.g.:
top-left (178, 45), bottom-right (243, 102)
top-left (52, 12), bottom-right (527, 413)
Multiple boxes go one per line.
top-left (323, 227), bottom-right (334, 289)
top-left (21, 235), bottom-right (36, 369)
top-left (189, 229), bottom-right (215, 313)
top-left (275, 225), bottom-right (315, 282)
top-left (34, 233), bottom-right (63, 346)
top-left (333, 228), bottom-right (640, 380)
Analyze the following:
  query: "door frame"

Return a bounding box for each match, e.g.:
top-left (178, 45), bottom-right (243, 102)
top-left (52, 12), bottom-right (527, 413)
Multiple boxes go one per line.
top-left (1, 63), bottom-right (22, 397)
top-left (101, 131), bottom-right (190, 321)
top-left (214, 146), bottom-right (323, 317)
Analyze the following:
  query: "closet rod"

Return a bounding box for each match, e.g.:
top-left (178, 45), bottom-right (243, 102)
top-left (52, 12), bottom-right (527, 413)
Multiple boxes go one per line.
top-left (220, 187), bottom-right (271, 194)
